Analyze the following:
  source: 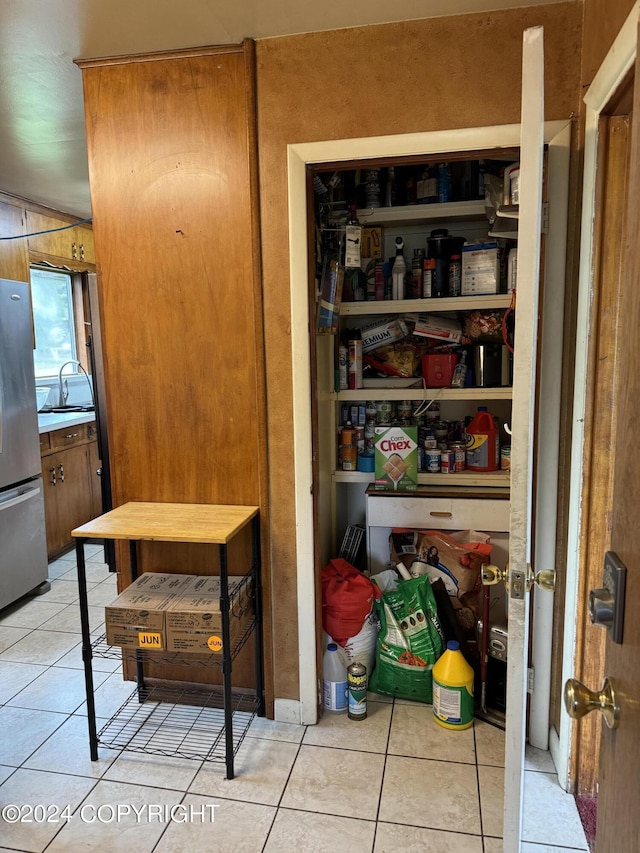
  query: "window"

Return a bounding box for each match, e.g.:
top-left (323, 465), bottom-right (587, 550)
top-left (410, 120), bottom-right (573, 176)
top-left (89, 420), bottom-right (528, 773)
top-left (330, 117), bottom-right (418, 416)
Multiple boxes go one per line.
top-left (30, 268), bottom-right (78, 378)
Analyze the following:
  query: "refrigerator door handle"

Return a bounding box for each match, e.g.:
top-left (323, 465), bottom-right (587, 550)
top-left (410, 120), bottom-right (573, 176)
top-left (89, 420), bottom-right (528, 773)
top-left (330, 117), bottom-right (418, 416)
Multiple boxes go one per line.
top-left (0, 484), bottom-right (42, 512)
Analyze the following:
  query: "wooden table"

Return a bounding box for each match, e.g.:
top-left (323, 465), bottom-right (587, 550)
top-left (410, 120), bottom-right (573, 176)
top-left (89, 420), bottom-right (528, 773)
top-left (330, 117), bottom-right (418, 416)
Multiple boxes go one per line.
top-left (72, 501), bottom-right (263, 779)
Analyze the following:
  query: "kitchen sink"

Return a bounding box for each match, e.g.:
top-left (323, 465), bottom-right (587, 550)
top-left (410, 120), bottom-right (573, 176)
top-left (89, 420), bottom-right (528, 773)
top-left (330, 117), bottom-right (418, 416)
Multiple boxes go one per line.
top-left (41, 405), bottom-right (95, 413)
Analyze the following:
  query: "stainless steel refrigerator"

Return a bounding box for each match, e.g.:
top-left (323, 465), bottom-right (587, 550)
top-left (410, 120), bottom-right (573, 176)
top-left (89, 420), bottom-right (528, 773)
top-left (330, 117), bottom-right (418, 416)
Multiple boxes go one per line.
top-left (0, 278), bottom-right (49, 609)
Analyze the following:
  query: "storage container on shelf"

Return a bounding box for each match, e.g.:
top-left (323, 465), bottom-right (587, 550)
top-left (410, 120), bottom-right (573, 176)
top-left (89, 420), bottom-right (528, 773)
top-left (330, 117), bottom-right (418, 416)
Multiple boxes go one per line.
top-left (465, 406), bottom-right (500, 472)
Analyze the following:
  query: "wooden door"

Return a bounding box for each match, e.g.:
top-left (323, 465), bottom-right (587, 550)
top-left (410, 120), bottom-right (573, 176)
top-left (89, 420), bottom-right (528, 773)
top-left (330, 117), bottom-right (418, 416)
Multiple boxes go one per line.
top-left (0, 201), bottom-right (29, 282)
top-left (593, 41), bottom-right (640, 853)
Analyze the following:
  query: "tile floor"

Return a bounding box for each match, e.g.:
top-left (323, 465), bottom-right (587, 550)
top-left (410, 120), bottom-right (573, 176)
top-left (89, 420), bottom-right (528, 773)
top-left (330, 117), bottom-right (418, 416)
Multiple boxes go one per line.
top-left (0, 546), bottom-right (589, 853)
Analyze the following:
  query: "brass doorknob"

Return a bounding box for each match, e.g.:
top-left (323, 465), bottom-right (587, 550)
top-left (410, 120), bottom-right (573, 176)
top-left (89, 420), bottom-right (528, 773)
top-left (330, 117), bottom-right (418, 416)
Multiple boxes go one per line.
top-left (564, 677), bottom-right (620, 729)
top-left (528, 567), bottom-right (556, 592)
top-left (482, 564), bottom-right (508, 587)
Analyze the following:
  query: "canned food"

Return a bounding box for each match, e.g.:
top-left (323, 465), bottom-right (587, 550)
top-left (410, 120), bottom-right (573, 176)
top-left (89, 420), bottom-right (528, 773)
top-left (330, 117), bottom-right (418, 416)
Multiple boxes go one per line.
top-left (364, 421), bottom-right (376, 453)
top-left (376, 400), bottom-right (394, 425)
top-left (452, 442), bottom-right (466, 472)
top-left (341, 423), bottom-right (358, 471)
top-left (397, 400), bottom-right (413, 421)
top-left (425, 403), bottom-right (440, 423)
top-left (501, 445), bottom-right (511, 471)
top-left (426, 448), bottom-right (441, 472)
top-left (441, 450), bottom-right (456, 474)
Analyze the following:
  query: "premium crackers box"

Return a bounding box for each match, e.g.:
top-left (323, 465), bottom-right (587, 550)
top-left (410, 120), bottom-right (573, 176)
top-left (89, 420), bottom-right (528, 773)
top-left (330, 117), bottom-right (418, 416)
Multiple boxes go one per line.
top-left (374, 425), bottom-right (418, 491)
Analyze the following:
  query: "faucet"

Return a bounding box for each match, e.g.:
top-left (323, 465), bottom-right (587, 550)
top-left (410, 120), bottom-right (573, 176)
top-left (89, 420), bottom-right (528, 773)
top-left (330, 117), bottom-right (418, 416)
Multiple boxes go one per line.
top-left (57, 360), bottom-right (94, 408)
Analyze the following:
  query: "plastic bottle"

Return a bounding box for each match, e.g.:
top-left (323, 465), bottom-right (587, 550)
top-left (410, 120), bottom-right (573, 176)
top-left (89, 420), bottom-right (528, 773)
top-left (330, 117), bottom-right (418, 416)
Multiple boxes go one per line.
top-left (323, 643), bottom-right (348, 713)
top-left (465, 406), bottom-right (499, 472)
top-left (391, 237), bottom-right (407, 300)
top-left (432, 640), bottom-right (475, 730)
top-left (450, 350), bottom-right (468, 388)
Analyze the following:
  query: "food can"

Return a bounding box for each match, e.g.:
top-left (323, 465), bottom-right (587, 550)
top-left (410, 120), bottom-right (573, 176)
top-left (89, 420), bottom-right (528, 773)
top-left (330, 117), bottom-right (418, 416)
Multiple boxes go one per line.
top-left (348, 339), bottom-right (363, 390)
top-left (347, 662), bottom-right (368, 720)
top-left (355, 426), bottom-right (365, 454)
top-left (397, 400), bottom-right (413, 421)
top-left (441, 450), bottom-right (456, 474)
top-left (425, 402), bottom-right (440, 423)
top-left (341, 423), bottom-right (358, 471)
top-left (452, 442), bottom-right (466, 472)
top-left (501, 445), bottom-right (511, 470)
top-left (426, 448), bottom-right (441, 472)
top-left (376, 400), bottom-right (394, 425)
top-left (364, 421), bottom-right (376, 453)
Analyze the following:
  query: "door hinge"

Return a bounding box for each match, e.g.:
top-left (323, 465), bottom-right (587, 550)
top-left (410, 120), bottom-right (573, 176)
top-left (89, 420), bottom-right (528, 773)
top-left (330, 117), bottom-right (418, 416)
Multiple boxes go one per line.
top-left (541, 201), bottom-right (550, 235)
top-left (527, 667), bottom-right (535, 694)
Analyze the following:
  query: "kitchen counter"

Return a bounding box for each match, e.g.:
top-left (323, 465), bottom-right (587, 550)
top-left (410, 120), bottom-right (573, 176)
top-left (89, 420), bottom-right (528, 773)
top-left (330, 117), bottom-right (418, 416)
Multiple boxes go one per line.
top-left (38, 412), bottom-right (96, 434)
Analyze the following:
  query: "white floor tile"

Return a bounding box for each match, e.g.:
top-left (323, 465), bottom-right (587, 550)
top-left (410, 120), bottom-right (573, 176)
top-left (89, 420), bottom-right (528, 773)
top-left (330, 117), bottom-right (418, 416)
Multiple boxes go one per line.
top-left (0, 625), bottom-right (31, 653)
top-left (22, 714), bottom-right (117, 778)
top-left (477, 764), bottom-right (504, 838)
top-left (0, 706), bottom-right (66, 766)
top-left (474, 719), bottom-right (505, 767)
top-left (522, 770), bottom-right (589, 849)
top-left (38, 603), bottom-right (105, 635)
top-left (0, 629), bottom-right (82, 665)
top-left (0, 768), bottom-right (97, 853)
top-left (0, 598), bottom-right (69, 629)
top-left (525, 744), bottom-right (556, 773)
top-left (7, 666), bottom-right (109, 714)
top-left (190, 737), bottom-right (299, 805)
top-left (86, 580), bottom-right (118, 608)
top-left (388, 703), bottom-right (476, 764)
top-left (521, 844), bottom-right (589, 852)
top-left (45, 779), bottom-right (183, 853)
top-left (74, 671), bottom-right (138, 719)
top-left (303, 700), bottom-right (392, 753)
top-left (281, 744), bottom-right (385, 820)
top-left (246, 715), bottom-right (306, 743)
top-left (0, 660), bottom-right (47, 703)
top-left (42, 579), bottom-right (81, 605)
top-left (0, 764), bottom-right (16, 784)
top-left (154, 794), bottom-right (276, 853)
top-left (57, 562), bottom-right (112, 584)
top-left (374, 822), bottom-right (484, 852)
top-left (265, 808), bottom-right (376, 852)
top-left (379, 755), bottom-right (481, 835)
top-left (51, 640), bottom-right (122, 673)
top-left (482, 839), bottom-right (503, 853)
top-left (104, 751), bottom-right (202, 792)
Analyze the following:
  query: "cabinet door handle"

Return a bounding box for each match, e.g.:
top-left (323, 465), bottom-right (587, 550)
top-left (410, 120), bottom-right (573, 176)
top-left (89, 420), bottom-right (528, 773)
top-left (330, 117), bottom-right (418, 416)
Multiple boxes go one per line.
top-left (79, 243), bottom-right (85, 261)
top-left (49, 466), bottom-right (57, 486)
top-left (430, 511), bottom-right (452, 518)
top-left (58, 464), bottom-right (65, 483)
top-left (72, 242), bottom-right (78, 259)
top-left (65, 432), bottom-right (79, 439)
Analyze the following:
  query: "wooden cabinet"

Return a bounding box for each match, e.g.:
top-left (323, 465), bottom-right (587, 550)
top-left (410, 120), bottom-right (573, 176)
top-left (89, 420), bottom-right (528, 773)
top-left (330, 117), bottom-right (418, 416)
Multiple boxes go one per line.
top-left (0, 200), bottom-right (30, 283)
top-left (41, 422), bottom-right (101, 558)
top-left (26, 210), bottom-right (95, 268)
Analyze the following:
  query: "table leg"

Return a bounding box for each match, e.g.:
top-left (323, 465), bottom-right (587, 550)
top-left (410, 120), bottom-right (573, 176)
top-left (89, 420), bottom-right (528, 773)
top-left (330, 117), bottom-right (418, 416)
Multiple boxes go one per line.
top-left (252, 514), bottom-right (265, 717)
top-left (219, 543), bottom-right (234, 779)
top-left (129, 540), bottom-right (146, 701)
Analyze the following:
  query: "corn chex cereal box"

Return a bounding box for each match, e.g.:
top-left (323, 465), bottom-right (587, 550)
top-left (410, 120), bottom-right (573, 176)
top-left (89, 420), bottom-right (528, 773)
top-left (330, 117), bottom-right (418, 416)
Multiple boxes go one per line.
top-left (374, 425), bottom-right (418, 491)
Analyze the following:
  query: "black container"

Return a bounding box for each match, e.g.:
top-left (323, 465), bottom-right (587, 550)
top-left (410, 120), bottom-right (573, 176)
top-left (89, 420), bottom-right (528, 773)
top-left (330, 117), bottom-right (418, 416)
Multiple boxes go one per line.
top-left (426, 229), bottom-right (466, 298)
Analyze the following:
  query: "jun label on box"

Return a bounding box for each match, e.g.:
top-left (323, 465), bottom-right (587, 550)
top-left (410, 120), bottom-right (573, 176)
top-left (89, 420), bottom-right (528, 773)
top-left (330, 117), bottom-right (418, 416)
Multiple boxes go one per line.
top-left (374, 425), bottom-right (418, 491)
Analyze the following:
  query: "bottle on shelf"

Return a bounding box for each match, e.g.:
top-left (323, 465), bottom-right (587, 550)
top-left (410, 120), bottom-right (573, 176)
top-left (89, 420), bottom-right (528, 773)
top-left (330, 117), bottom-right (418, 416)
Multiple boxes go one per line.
top-left (323, 642), bottom-right (348, 714)
top-left (384, 166), bottom-right (397, 207)
top-left (391, 236), bottom-right (407, 300)
top-left (465, 406), bottom-right (500, 472)
top-left (450, 350), bottom-right (468, 388)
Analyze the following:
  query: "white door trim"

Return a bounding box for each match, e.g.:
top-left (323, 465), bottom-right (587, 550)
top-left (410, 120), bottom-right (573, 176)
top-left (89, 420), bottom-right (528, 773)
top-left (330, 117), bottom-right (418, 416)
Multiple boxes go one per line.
top-left (558, 0), bottom-right (639, 791)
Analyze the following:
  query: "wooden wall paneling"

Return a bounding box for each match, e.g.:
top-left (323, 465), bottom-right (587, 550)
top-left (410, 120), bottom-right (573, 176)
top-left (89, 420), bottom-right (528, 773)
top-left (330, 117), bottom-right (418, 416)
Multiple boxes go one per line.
top-left (77, 42), bottom-right (270, 696)
top-left (581, 0), bottom-right (638, 87)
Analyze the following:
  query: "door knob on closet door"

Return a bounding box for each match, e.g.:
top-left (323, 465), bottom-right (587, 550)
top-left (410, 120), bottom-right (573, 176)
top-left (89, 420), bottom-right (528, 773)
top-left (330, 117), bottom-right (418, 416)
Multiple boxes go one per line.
top-left (564, 677), bottom-right (620, 729)
top-left (482, 564), bottom-right (509, 592)
top-left (527, 566), bottom-right (556, 592)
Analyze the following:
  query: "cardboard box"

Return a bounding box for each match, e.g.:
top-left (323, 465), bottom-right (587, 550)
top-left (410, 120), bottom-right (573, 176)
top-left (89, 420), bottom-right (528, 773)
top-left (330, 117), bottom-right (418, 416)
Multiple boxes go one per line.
top-left (374, 425), bottom-right (418, 491)
top-left (462, 242), bottom-right (500, 295)
top-left (165, 575), bottom-right (254, 654)
top-left (361, 227), bottom-right (383, 260)
top-left (412, 313), bottom-right (462, 344)
top-left (104, 573), bottom-right (195, 650)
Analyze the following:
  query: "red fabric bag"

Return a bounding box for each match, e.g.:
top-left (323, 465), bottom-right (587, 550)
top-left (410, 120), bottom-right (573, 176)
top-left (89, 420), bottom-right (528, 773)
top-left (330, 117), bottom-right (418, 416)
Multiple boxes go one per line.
top-left (321, 559), bottom-right (381, 646)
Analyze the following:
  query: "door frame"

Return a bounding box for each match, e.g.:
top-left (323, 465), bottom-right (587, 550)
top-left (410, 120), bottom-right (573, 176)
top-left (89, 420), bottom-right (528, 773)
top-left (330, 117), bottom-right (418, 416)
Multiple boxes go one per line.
top-left (556, 0), bottom-right (639, 792)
